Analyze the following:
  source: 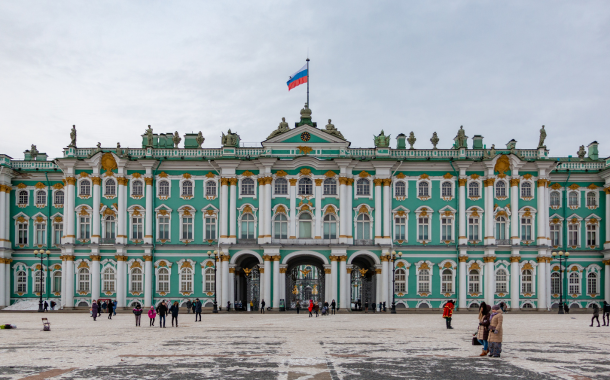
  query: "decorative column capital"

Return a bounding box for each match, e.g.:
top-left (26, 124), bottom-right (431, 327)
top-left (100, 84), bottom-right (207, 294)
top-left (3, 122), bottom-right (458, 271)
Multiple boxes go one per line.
top-left (373, 179), bottom-right (383, 186)
top-left (330, 255), bottom-right (338, 262)
top-left (116, 177), bottom-right (128, 186)
top-left (536, 257), bottom-right (547, 263)
top-left (262, 255), bottom-right (272, 261)
top-left (221, 254), bottom-right (230, 262)
top-left (144, 177), bottom-right (153, 186)
top-left (483, 178), bottom-right (495, 187)
top-left (338, 255), bottom-right (347, 262)
top-left (346, 178), bottom-right (354, 186)
top-left (338, 177), bottom-right (348, 185)
top-left (272, 255), bottom-right (281, 262)
top-left (483, 256), bottom-right (496, 263)
top-left (380, 255), bottom-right (389, 262)
top-left (89, 255), bottom-right (101, 261)
top-left (314, 178), bottom-right (324, 186)
top-left (458, 256), bottom-right (469, 262)
top-left (114, 254), bottom-right (128, 262)
top-left (324, 268), bottom-right (331, 274)
top-left (228, 178), bottom-right (238, 186)
top-left (221, 178), bottom-right (230, 186)
top-left (63, 255), bottom-right (75, 261)
top-left (458, 178), bottom-right (467, 187)
top-left (382, 178), bottom-right (392, 186)
top-left (259, 268), bottom-right (265, 274)
top-left (375, 268), bottom-right (382, 274)
top-left (289, 178), bottom-right (298, 186)
top-left (603, 187), bottom-right (610, 195)
top-left (143, 255), bottom-right (153, 262)
top-left (65, 177), bottom-right (77, 185)
top-left (602, 259), bottom-right (610, 266)
top-left (510, 178), bottom-right (520, 187)
top-left (510, 256), bottom-right (521, 263)
top-left (346, 268), bottom-right (352, 274)
top-left (91, 176), bottom-right (102, 185)
top-left (279, 267), bottom-right (287, 273)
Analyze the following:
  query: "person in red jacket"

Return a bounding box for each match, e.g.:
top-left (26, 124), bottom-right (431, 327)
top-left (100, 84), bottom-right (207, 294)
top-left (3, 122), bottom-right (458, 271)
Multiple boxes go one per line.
top-left (308, 300), bottom-right (314, 317)
top-left (443, 300), bottom-right (455, 329)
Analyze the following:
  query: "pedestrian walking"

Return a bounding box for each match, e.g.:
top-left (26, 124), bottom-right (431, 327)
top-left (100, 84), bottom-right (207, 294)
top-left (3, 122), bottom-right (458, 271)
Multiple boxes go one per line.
top-left (590, 303), bottom-right (601, 327)
top-left (50, 300), bottom-right (56, 311)
top-left (443, 300), bottom-right (455, 329)
top-left (379, 303), bottom-right (382, 312)
top-left (191, 301), bottom-right (196, 315)
top-left (308, 300), bottom-right (313, 317)
top-left (157, 301), bottom-right (168, 328)
top-left (148, 306), bottom-right (157, 326)
top-left (476, 302), bottom-right (491, 356)
top-left (331, 299), bottom-right (336, 315)
top-left (133, 304), bottom-right (143, 327)
top-left (296, 300), bottom-right (301, 314)
top-left (603, 301), bottom-right (610, 326)
top-left (227, 301), bottom-right (231, 312)
top-left (91, 300), bottom-right (98, 321)
top-left (364, 301), bottom-right (368, 313)
top-left (107, 300), bottom-right (114, 319)
top-left (314, 302), bottom-right (319, 317)
top-left (563, 303), bottom-right (570, 314)
top-left (372, 302), bottom-right (376, 313)
top-left (169, 301), bottom-right (179, 327)
top-left (43, 300), bottom-right (48, 312)
top-left (102, 301), bottom-right (107, 313)
top-left (97, 300), bottom-right (102, 316)
top-left (488, 305), bottom-right (504, 358)
top-left (195, 298), bottom-right (202, 322)
top-left (186, 299), bottom-right (192, 314)
top-left (113, 300), bottom-right (118, 315)
top-left (260, 299), bottom-right (266, 314)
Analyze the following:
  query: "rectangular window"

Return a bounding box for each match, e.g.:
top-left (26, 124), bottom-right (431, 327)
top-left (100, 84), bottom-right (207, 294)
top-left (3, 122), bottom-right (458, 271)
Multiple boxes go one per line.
top-left (568, 224), bottom-right (579, 246)
top-left (18, 223), bottom-right (28, 245)
top-left (587, 224), bottom-right (596, 246)
top-left (550, 223), bottom-right (560, 246)
top-left (394, 217), bottom-right (406, 241)
top-left (182, 217), bottom-right (193, 240)
top-left (441, 218), bottom-right (452, 241)
top-left (132, 216), bottom-right (143, 240)
top-left (418, 217), bottom-right (429, 241)
top-left (205, 217), bottom-right (216, 240)
top-left (521, 217), bottom-right (532, 241)
top-left (468, 218), bottom-right (479, 241)
top-left (323, 220), bottom-right (335, 239)
top-left (53, 223), bottom-right (63, 245)
top-left (159, 216), bottom-right (170, 240)
top-left (79, 217), bottom-right (90, 240)
top-left (36, 223), bottom-right (46, 245)
top-left (469, 272), bottom-right (480, 293)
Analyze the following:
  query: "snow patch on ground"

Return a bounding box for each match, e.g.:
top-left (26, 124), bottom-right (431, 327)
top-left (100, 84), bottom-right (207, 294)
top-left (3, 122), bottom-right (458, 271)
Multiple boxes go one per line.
top-left (3, 300), bottom-right (41, 310)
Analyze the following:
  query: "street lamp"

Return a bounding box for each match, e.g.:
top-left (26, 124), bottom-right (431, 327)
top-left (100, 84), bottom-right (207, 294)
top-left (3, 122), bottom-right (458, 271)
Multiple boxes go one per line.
top-left (207, 250), bottom-right (219, 313)
top-left (551, 250), bottom-right (569, 314)
top-left (33, 249), bottom-right (51, 312)
top-left (391, 251), bottom-right (403, 314)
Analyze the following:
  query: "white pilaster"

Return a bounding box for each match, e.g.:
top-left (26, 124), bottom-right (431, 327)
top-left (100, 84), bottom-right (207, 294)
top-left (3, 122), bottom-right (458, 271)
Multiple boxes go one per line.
top-left (339, 256), bottom-right (347, 309)
top-left (0, 261), bottom-right (6, 307)
top-left (144, 254), bottom-right (152, 307)
top-left (315, 180), bottom-right (322, 239)
top-left (510, 250), bottom-right (520, 310)
top-left (381, 255), bottom-right (389, 306)
top-left (484, 250), bottom-right (495, 306)
top-left (3, 185), bottom-right (10, 248)
top-left (537, 180), bottom-right (546, 246)
top-left (511, 178), bottom-right (520, 244)
top-left (264, 179), bottom-right (272, 243)
top-left (605, 190), bottom-right (610, 250)
top-left (222, 255), bottom-right (229, 308)
top-left (258, 178), bottom-right (265, 243)
top-left (264, 255), bottom-right (271, 307)
top-left (604, 260), bottom-right (610, 304)
top-left (65, 255), bottom-right (75, 308)
top-left (374, 180), bottom-right (382, 241)
top-left (229, 267), bottom-right (235, 307)
top-left (229, 179), bottom-right (237, 243)
top-left (383, 179), bottom-right (391, 240)
top-left (346, 265), bottom-right (352, 309)
top-left (331, 256), bottom-right (338, 305)
top-left (484, 178), bottom-right (495, 245)
top-left (65, 177), bottom-right (76, 244)
top-left (346, 179), bottom-right (353, 242)
top-left (90, 254), bottom-right (100, 303)
top-left (220, 179), bottom-right (229, 242)
top-left (4, 260), bottom-right (9, 307)
top-left (272, 256), bottom-right (280, 308)
top-left (324, 266), bottom-right (330, 302)
top-left (216, 255), bottom-right (222, 307)
top-left (91, 176), bottom-right (101, 244)
top-left (61, 257), bottom-right (67, 307)
top-left (289, 180), bottom-right (297, 239)
top-left (279, 266), bottom-right (286, 306)
top-left (537, 253), bottom-right (547, 310)
top-left (458, 178), bottom-right (467, 244)
top-left (116, 176), bottom-right (127, 244)
top-left (144, 177), bottom-right (153, 244)
top-left (375, 267), bottom-right (382, 305)
top-left (0, 189), bottom-right (6, 246)
top-left (339, 178), bottom-right (347, 243)
top-left (458, 250), bottom-right (467, 309)
top-left (116, 256), bottom-right (126, 307)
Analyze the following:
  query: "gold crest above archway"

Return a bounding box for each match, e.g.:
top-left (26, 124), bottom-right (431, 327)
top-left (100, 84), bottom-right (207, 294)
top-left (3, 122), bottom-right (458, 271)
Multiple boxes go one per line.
top-left (101, 153), bottom-right (118, 175)
top-left (494, 155), bottom-right (510, 175)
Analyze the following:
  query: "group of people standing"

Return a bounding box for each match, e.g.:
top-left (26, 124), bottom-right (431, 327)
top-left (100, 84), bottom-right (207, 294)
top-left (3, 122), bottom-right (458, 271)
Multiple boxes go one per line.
top-left (90, 299), bottom-right (117, 321)
top-left (475, 302), bottom-right (505, 358)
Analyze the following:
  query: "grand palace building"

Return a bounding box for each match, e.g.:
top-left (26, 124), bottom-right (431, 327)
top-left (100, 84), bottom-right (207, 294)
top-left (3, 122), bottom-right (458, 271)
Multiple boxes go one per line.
top-left (0, 105), bottom-right (609, 311)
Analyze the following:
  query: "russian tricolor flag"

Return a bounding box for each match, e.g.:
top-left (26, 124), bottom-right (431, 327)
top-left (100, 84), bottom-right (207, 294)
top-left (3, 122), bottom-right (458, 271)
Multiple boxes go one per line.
top-left (287, 64), bottom-right (308, 91)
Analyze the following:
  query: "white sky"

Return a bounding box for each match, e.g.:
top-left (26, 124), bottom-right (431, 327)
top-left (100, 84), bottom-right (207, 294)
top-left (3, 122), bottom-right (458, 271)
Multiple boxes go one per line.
top-left (1, 1), bottom-right (609, 159)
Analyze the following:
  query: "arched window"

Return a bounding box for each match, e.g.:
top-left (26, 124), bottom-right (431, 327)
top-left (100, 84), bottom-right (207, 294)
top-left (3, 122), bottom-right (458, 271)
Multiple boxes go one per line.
top-left (18, 190), bottom-right (28, 205)
top-left (298, 213), bottom-right (312, 238)
top-left (205, 181), bottom-right (217, 197)
top-left (182, 180), bottom-right (193, 196)
top-left (274, 214), bottom-right (288, 239)
top-left (52, 271), bottom-right (62, 293)
top-left (105, 179), bottom-right (116, 196)
top-left (521, 269), bottom-right (533, 293)
top-left (395, 268), bottom-right (406, 293)
top-left (131, 268), bottom-right (143, 292)
top-left (241, 178), bottom-right (255, 195)
top-left (240, 213), bottom-right (255, 239)
top-left (586, 192), bottom-right (596, 207)
top-left (102, 267), bottom-right (115, 293)
top-left (104, 215), bottom-right (116, 240)
top-left (355, 213), bottom-right (370, 240)
top-left (33, 270), bottom-right (43, 293)
top-left (568, 191), bottom-right (579, 207)
top-left (323, 214), bottom-right (337, 239)
top-left (569, 271), bottom-right (580, 294)
top-left (180, 268), bottom-right (193, 292)
top-left (157, 267), bottom-right (169, 292)
top-left (78, 268), bottom-right (90, 293)
top-left (550, 191), bottom-right (560, 207)
top-left (441, 269), bottom-right (453, 293)
top-left (521, 182), bottom-right (532, 197)
top-left (36, 190), bottom-right (47, 205)
top-left (159, 180), bottom-right (170, 196)
top-left (80, 180), bottom-right (91, 196)
top-left (395, 182), bottom-right (406, 197)
top-left (495, 216), bottom-right (506, 240)
top-left (205, 267), bottom-right (215, 292)
top-left (587, 272), bottom-right (598, 294)
top-left (418, 269), bottom-right (430, 293)
top-left (132, 180), bottom-right (143, 196)
top-left (418, 182), bottom-right (429, 197)
top-left (495, 181), bottom-right (506, 197)
top-left (495, 269), bottom-right (507, 293)
top-left (274, 178), bottom-right (288, 195)
top-left (323, 178), bottom-right (337, 195)
top-left (441, 182), bottom-right (452, 197)
top-left (395, 215), bottom-right (406, 241)
top-left (468, 270), bottom-right (480, 293)
top-left (16, 270), bottom-right (27, 293)
top-left (298, 177), bottom-right (313, 195)
top-left (54, 190), bottom-right (64, 205)
top-left (551, 272), bottom-right (560, 294)
top-left (356, 179), bottom-right (370, 196)
top-left (468, 182), bottom-right (479, 197)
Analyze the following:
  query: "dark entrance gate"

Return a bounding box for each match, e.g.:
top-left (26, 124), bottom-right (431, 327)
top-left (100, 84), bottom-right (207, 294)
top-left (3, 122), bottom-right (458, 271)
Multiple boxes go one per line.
top-left (350, 265), bottom-right (375, 310)
top-left (244, 266), bottom-right (260, 311)
top-left (285, 261), bottom-right (325, 310)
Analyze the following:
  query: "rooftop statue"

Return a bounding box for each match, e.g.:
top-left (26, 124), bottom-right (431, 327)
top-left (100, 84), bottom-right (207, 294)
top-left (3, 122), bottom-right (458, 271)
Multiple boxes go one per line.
top-left (407, 132), bottom-right (416, 149)
top-left (267, 117), bottom-right (290, 139)
top-left (578, 145), bottom-right (586, 160)
top-left (172, 131), bottom-right (181, 148)
top-left (374, 130), bottom-right (391, 148)
top-left (69, 125), bottom-right (77, 147)
top-left (506, 139), bottom-right (517, 151)
top-left (196, 131), bottom-right (205, 148)
top-left (30, 144), bottom-right (39, 159)
top-left (145, 125), bottom-right (154, 147)
top-left (490, 144), bottom-right (496, 157)
top-left (454, 126), bottom-right (467, 149)
top-left (222, 129), bottom-right (241, 147)
top-left (430, 132), bottom-right (439, 149)
top-left (323, 119), bottom-right (344, 139)
top-left (116, 142), bottom-right (127, 158)
top-left (538, 125), bottom-right (547, 149)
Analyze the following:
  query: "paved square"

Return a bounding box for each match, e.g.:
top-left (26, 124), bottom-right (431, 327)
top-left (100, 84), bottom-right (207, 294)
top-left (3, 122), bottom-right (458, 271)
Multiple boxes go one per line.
top-left (0, 311), bottom-right (608, 379)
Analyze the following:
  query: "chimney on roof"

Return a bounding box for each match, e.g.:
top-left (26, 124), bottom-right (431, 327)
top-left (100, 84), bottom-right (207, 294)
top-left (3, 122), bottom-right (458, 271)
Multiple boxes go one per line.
top-left (587, 141), bottom-right (599, 160)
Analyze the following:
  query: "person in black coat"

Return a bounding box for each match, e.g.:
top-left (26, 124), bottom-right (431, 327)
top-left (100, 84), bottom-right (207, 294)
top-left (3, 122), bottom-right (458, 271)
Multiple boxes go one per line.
top-left (194, 298), bottom-right (202, 322)
top-left (107, 300), bottom-right (114, 319)
top-left (186, 300), bottom-right (192, 314)
top-left (331, 300), bottom-right (336, 315)
top-left (260, 299), bottom-right (266, 314)
top-left (43, 300), bottom-right (48, 312)
top-left (603, 301), bottom-right (610, 326)
top-left (133, 304), bottom-right (143, 327)
top-left (156, 301), bottom-right (168, 328)
top-left (91, 301), bottom-right (98, 321)
top-left (169, 301), bottom-right (180, 327)
top-left (97, 300), bottom-right (102, 316)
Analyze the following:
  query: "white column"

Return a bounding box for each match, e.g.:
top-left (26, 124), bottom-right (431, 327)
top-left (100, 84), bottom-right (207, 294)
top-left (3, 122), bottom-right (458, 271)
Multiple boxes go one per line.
top-left (4, 260), bottom-right (9, 307)
top-left (221, 256), bottom-right (229, 308)
top-left (347, 180), bottom-right (353, 241)
top-left (374, 180), bottom-right (382, 241)
top-left (510, 251), bottom-right (520, 310)
top-left (144, 178), bottom-right (153, 244)
top-left (91, 177), bottom-right (101, 244)
top-left (65, 256), bottom-right (74, 308)
top-left (458, 251), bottom-right (467, 310)
top-left (383, 179), bottom-right (391, 240)
top-left (257, 178), bottom-right (265, 243)
top-left (484, 180), bottom-right (494, 245)
top-left (324, 267), bottom-right (331, 302)
top-left (604, 260), bottom-right (610, 304)
top-left (375, 267), bottom-right (382, 305)
top-left (65, 178), bottom-right (76, 243)
top-left (272, 256), bottom-right (280, 308)
top-left (220, 179), bottom-right (229, 241)
top-left (605, 189), bottom-right (610, 249)
top-left (279, 267), bottom-right (285, 305)
top-left (289, 179), bottom-right (297, 239)
top-left (537, 180), bottom-right (546, 246)
top-left (331, 257), bottom-right (338, 304)
top-left (4, 186), bottom-right (10, 246)
top-left (229, 268), bottom-right (235, 306)
top-left (264, 256), bottom-right (271, 306)
top-left (215, 255), bottom-right (222, 307)
top-left (484, 252), bottom-right (495, 306)
top-left (381, 255), bottom-right (389, 306)
top-left (0, 189), bottom-right (6, 245)
top-left (116, 256), bottom-right (126, 307)
top-left (339, 257), bottom-right (347, 309)
top-left (346, 266), bottom-right (352, 308)
top-left (90, 255), bottom-right (100, 303)
top-left (339, 178), bottom-right (347, 243)
top-left (61, 257), bottom-right (66, 307)
top-left (144, 255), bottom-right (152, 307)
top-left (117, 177), bottom-right (127, 244)
top-left (259, 267), bottom-right (265, 308)
top-left (229, 179), bottom-right (237, 243)
top-left (537, 254), bottom-right (547, 310)
top-left (0, 260), bottom-right (6, 307)
top-left (459, 179), bottom-right (467, 244)
top-left (511, 178), bottom-right (520, 244)
top-left (265, 178), bottom-right (272, 243)
top-left (315, 179), bottom-right (322, 239)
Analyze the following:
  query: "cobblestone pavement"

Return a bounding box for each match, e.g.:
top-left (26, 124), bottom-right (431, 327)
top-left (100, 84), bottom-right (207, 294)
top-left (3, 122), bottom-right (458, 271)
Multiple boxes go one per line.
top-left (0, 311), bottom-right (608, 379)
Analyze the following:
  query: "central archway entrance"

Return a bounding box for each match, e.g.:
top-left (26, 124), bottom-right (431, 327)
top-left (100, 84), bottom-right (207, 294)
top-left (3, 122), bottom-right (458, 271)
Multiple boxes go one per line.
top-left (285, 256), bottom-right (326, 310)
top-left (234, 253), bottom-right (262, 311)
top-left (350, 255), bottom-right (377, 311)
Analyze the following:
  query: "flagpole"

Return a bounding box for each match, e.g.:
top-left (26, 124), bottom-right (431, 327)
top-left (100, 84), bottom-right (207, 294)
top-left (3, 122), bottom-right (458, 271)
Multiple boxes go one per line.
top-left (306, 58), bottom-right (310, 106)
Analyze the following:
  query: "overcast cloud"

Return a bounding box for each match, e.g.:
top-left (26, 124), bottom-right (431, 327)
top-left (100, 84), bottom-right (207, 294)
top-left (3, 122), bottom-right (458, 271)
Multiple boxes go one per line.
top-left (0, 1), bottom-right (609, 159)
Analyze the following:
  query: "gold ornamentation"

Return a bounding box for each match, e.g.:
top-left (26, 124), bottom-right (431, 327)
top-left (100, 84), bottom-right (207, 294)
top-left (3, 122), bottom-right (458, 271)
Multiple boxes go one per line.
top-left (458, 256), bottom-right (468, 262)
top-left (301, 204), bottom-right (310, 211)
top-left (66, 177), bottom-right (77, 185)
top-left (523, 174), bottom-right (533, 179)
top-left (115, 255), bottom-right (128, 262)
top-left (522, 263), bottom-right (533, 271)
top-left (299, 168), bottom-right (312, 176)
top-left (419, 207), bottom-right (428, 217)
top-left (289, 178), bottom-right (298, 186)
top-left (443, 173), bottom-right (453, 179)
top-left (469, 263), bottom-right (481, 271)
top-left (79, 208), bottom-right (90, 216)
top-left (315, 178), bottom-right (323, 186)
top-left (131, 261), bottom-right (142, 269)
top-left (52, 183), bottom-right (64, 189)
top-left (101, 152), bottom-right (118, 174)
top-left (471, 209), bottom-right (480, 217)
top-left (483, 256), bottom-right (496, 263)
top-left (359, 268), bottom-right (368, 276)
top-left (510, 178), bottom-right (520, 186)
top-left (241, 170), bottom-right (254, 177)
top-left (418, 262), bottom-right (430, 270)
top-left (397, 262), bottom-right (405, 268)
top-left (324, 170), bottom-right (336, 178)
top-left (470, 174), bottom-right (480, 179)
top-left (297, 146), bottom-right (313, 155)
top-left (274, 170), bottom-right (287, 177)
top-left (358, 205), bottom-right (368, 214)
top-left (458, 178), bottom-right (467, 186)
top-left (35, 182), bottom-right (46, 189)
top-left (396, 210), bottom-right (405, 216)
top-left (158, 172), bottom-right (168, 178)
top-left (396, 173), bottom-right (406, 179)
top-left (419, 174), bottom-right (429, 179)
top-left (494, 154), bottom-right (510, 175)
top-left (324, 205), bottom-right (336, 215)
top-left (17, 183), bottom-right (27, 189)
top-left (180, 261), bottom-right (192, 269)
top-left (358, 171), bottom-right (370, 178)
top-left (551, 183), bottom-right (561, 190)
top-left (568, 184), bottom-right (580, 190)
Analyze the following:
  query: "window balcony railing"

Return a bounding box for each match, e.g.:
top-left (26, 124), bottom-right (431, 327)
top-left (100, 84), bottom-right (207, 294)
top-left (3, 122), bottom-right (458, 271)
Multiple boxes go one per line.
top-left (100, 238), bottom-right (116, 245)
top-left (353, 239), bottom-right (374, 246)
top-left (271, 238), bottom-right (339, 245)
top-left (496, 239), bottom-right (511, 246)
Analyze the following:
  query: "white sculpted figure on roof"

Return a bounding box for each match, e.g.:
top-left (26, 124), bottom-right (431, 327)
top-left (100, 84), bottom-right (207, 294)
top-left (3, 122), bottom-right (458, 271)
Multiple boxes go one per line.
top-left (267, 117), bottom-right (290, 139)
top-left (324, 119), bottom-right (344, 139)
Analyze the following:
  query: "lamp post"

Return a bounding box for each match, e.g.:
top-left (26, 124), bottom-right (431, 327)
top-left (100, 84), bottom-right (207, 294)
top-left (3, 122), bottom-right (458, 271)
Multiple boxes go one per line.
top-left (391, 251), bottom-right (403, 314)
top-left (33, 249), bottom-right (51, 313)
top-left (207, 250), bottom-right (219, 313)
top-left (551, 250), bottom-right (569, 314)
